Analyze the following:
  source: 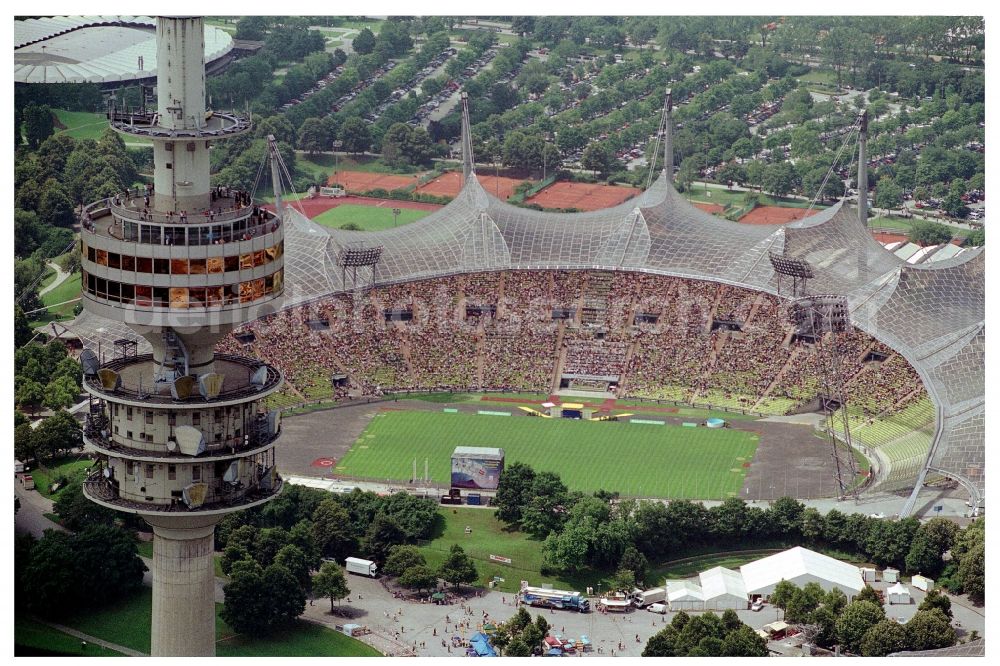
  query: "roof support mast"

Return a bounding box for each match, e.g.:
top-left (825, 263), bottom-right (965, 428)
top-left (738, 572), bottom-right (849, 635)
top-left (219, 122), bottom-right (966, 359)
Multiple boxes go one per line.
top-left (461, 92), bottom-right (475, 182)
top-left (857, 109), bottom-right (868, 227)
top-left (268, 134), bottom-right (283, 222)
top-left (664, 88), bottom-right (673, 180)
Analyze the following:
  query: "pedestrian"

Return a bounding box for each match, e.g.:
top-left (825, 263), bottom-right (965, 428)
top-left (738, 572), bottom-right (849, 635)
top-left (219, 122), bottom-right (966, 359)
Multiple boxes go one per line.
top-left (433, 628), bottom-right (437, 636)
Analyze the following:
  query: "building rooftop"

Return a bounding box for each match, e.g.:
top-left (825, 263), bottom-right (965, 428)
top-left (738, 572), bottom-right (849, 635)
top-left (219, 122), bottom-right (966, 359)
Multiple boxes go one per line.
top-left (740, 546), bottom-right (865, 595)
top-left (14, 16), bottom-right (232, 84)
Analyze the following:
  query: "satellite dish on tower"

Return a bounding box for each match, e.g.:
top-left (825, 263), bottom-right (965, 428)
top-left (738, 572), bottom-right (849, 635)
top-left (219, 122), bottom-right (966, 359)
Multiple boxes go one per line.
top-left (199, 373), bottom-right (224, 399)
top-left (174, 425), bottom-right (206, 456)
top-left (81, 349), bottom-right (100, 376)
top-left (250, 366), bottom-right (268, 387)
top-left (98, 368), bottom-right (122, 390)
top-left (171, 375), bottom-right (197, 400)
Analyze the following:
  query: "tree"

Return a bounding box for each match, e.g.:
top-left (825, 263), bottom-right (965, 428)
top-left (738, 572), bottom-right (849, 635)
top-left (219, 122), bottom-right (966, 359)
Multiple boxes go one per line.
top-left (721, 625), bottom-right (769, 656)
top-left (965, 228), bottom-right (985, 247)
top-left (906, 518), bottom-right (957, 577)
top-left (494, 461), bottom-right (535, 524)
top-left (381, 123), bottom-right (437, 168)
top-left (918, 589), bottom-right (952, 619)
top-left (437, 544), bottom-right (478, 590)
top-left (353, 28), bottom-right (376, 55)
top-left (235, 16), bottom-right (268, 40)
top-left (263, 563), bottom-right (307, 629)
top-left (905, 609), bottom-right (956, 651)
top-left (15, 377), bottom-right (44, 416)
top-left (53, 482), bottom-right (116, 532)
top-left (581, 142), bottom-right (616, 179)
top-left (15, 305), bottom-right (33, 348)
top-left (504, 638), bottom-right (533, 657)
top-left (835, 600), bottom-right (885, 654)
top-left (33, 410), bottom-right (82, 460)
top-left (74, 525), bottom-right (147, 601)
top-left (363, 514), bottom-right (406, 565)
top-left (860, 619), bottom-right (909, 656)
top-left (222, 561), bottom-right (271, 634)
top-left (908, 220), bottom-right (952, 246)
top-left (274, 544), bottom-right (312, 593)
top-left (957, 541), bottom-right (984, 604)
top-left (643, 626), bottom-right (681, 657)
top-left (23, 530), bottom-right (86, 617)
top-left (23, 104), bottom-right (54, 149)
top-left (785, 583), bottom-right (824, 623)
top-left (761, 161), bottom-right (800, 198)
top-left (520, 471), bottom-right (571, 538)
top-left (609, 567), bottom-right (636, 594)
top-left (311, 499), bottom-right (357, 562)
top-left (312, 561), bottom-right (350, 611)
top-left (44, 375), bottom-right (79, 411)
top-left (875, 176), bottom-right (904, 213)
top-left (855, 584), bottom-right (880, 606)
top-left (398, 564), bottom-right (438, 595)
top-left (541, 522), bottom-right (590, 573)
top-left (941, 179), bottom-right (968, 218)
top-left (297, 118), bottom-right (330, 156)
top-left (676, 155), bottom-right (701, 192)
top-left (620, 545), bottom-right (648, 586)
top-left (383, 545), bottom-right (426, 577)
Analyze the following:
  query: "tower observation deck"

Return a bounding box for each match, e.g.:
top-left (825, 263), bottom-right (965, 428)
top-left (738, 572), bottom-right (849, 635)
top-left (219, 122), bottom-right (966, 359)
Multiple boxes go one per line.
top-left (79, 16), bottom-right (284, 657)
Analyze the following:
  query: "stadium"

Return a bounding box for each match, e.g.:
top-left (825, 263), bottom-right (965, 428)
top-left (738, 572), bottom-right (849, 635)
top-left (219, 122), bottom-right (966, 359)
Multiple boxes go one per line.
top-left (64, 92), bottom-right (985, 516)
top-left (14, 16), bottom-right (234, 85)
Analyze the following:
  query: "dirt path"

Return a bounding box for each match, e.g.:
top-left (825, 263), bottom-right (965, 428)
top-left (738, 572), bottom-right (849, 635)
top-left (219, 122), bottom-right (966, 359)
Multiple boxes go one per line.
top-left (38, 261), bottom-right (69, 297)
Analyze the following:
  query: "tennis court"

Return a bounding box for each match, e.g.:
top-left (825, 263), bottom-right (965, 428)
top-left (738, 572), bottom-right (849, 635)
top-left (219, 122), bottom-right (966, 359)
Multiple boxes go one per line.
top-left (526, 181), bottom-right (641, 211)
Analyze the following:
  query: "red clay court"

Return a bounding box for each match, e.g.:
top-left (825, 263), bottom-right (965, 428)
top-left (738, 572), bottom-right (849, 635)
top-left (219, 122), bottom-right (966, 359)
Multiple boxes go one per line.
top-left (737, 205), bottom-right (819, 225)
top-left (693, 202), bottom-right (726, 215)
top-left (328, 170), bottom-right (420, 193)
top-left (526, 181), bottom-right (641, 211)
top-left (268, 195), bottom-right (443, 220)
top-left (415, 171), bottom-right (529, 200)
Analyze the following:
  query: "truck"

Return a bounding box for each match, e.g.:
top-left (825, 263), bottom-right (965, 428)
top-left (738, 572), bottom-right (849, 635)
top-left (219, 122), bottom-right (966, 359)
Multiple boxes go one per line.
top-left (519, 586), bottom-right (590, 613)
top-left (344, 557), bottom-right (378, 577)
top-left (632, 587), bottom-right (666, 608)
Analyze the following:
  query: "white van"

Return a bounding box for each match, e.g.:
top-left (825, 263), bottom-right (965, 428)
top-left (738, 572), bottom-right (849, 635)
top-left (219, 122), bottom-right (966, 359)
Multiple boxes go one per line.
top-left (647, 603), bottom-right (667, 614)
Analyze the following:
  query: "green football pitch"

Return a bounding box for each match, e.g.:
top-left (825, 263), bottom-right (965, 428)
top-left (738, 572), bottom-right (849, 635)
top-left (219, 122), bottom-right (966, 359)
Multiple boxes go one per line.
top-left (312, 204), bottom-right (432, 231)
top-left (337, 411), bottom-right (760, 499)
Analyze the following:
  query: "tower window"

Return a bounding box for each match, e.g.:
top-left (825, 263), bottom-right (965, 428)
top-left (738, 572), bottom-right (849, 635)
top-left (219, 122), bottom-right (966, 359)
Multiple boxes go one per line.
top-left (145, 464), bottom-right (154, 479)
top-left (192, 466), bottom-right (201, 481)
top-left (168, 465), bottom-right (176, 480)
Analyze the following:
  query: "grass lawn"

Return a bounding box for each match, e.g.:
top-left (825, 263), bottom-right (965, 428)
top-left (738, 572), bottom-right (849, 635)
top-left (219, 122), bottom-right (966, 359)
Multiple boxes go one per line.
top-left (57, 587), bottom-right (380, 656)
top-left (29, 271), bottom-right (81, 328)
top-left (869, 214), bottom-right (971, 239)
top-left (418, 507), bottom-right (578, 593)
top-left (339, 410), bottom-right (759, 498)
top-left (15, 616), bottom-right (125, 657)
top-left (30, 457), bottom-right (94, 499)
top-left (796, 69), bottom-right (840, 87)
top-left (51, 109), bottom-right (151, 146)
top-left (217, 618), bottom-right (381, 657)
top-left (312, 204), bottom-right (432, 231)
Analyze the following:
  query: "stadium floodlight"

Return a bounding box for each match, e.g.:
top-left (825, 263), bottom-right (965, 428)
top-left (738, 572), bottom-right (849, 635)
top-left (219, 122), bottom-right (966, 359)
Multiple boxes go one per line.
top-left (788, 295), bottom-right (851, 335)
top-left (340, 245), bottom-right (384, 268)
top-left (769, 252), bottom-right (814, 297)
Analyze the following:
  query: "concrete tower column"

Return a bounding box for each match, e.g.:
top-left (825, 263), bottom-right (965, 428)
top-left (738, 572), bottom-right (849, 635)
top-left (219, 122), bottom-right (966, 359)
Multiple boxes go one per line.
top-left (145, 515), bottom-right (219, 657)
top-left (154, 16), bottom-right (211, 213)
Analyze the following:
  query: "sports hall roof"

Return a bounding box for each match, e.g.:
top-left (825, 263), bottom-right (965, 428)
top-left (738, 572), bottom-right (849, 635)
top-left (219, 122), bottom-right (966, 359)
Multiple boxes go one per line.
top-left (62, 93), bottom-right (986, 508)
top-left (14, 16), bottom-right (233, 84)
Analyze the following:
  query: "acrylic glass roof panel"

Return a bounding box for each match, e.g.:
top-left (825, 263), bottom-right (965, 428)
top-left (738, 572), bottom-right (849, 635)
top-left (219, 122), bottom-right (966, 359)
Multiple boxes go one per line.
top-left (14, 16), bottom-right (233, 84)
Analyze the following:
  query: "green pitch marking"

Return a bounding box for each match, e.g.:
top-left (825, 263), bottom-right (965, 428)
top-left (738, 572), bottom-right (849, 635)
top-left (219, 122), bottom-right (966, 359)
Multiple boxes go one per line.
top-left (338, 411), bottom-right (759, 499)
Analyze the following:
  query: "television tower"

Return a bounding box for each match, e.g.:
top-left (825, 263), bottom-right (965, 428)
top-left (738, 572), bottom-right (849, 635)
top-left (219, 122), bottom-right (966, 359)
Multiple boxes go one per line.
top-left (79, 16), bottom-right (285, 656)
